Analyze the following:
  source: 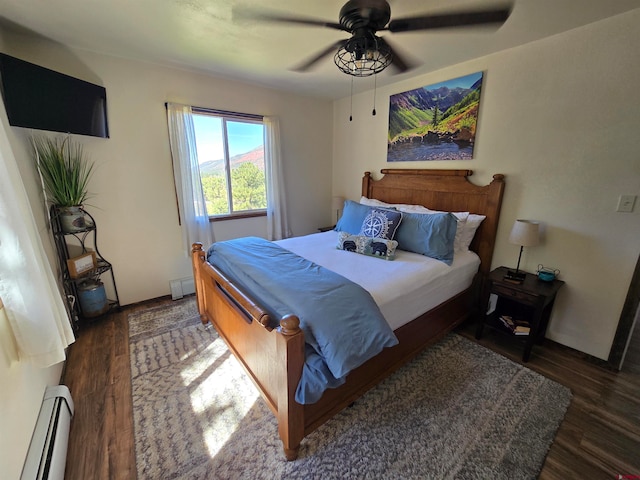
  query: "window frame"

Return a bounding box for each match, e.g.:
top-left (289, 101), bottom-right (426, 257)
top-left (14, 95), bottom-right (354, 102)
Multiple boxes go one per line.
top-left (192, 107), bottom-right (267, 222)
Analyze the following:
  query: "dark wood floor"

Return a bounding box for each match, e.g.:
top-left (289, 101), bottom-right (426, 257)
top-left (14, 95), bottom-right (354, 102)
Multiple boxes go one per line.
top-left (62, 298), bottom-right (640, 479)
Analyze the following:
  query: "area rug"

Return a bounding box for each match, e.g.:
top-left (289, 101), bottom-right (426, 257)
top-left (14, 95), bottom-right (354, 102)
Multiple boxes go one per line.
top-left (129, 297), bottom-right (572, 480)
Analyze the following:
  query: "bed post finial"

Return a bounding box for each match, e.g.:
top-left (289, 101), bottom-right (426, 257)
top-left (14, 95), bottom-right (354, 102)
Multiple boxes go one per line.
top-left (280, 315), bottom-right (301, 336)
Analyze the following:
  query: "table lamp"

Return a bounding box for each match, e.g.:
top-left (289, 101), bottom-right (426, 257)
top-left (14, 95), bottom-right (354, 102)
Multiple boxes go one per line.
top-left (505, 219), bottom-right (540, 283)
top-left (332, 196), bottom-right (345, 224)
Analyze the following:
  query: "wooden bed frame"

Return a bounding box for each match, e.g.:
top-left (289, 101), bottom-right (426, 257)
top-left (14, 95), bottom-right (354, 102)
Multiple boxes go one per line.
top-left (191, 169), bottom-right (505, 460)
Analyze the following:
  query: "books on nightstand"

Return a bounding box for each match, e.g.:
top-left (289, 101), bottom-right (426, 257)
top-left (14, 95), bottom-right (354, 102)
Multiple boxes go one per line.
top-left (498, 315), bottom-right (530, 335)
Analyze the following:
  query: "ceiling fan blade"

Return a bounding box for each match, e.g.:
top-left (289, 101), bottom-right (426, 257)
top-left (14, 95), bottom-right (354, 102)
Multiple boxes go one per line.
top-left (379, 37), bottom-right (415, 73)
top-left (291, 40), bottom-right (347, 72)
top-left (387, 6), bottom-right (512, 33)
top-left (232, 6), bottom-right (347, 32)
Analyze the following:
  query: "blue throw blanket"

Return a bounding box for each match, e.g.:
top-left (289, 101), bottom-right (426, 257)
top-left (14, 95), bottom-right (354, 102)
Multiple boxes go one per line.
top-left (207, 237), bottom-right (398, 404)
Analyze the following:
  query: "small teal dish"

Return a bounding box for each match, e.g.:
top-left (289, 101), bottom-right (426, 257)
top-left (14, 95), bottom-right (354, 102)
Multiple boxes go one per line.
top-left (537, 264), bottom-right (559, 282)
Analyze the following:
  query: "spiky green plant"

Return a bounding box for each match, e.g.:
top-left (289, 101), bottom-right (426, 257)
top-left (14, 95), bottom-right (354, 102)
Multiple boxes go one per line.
top-left (32, 136), bottom-right (94, 207)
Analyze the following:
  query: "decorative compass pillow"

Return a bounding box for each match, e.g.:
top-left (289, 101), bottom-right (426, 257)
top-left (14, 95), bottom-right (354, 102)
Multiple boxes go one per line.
top-left (359, 208), bottom-right (403, 240)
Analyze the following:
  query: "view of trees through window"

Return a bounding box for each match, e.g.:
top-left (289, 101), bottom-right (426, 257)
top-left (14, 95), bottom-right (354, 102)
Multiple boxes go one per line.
top-left (192, 113), bottom-right (267, 216)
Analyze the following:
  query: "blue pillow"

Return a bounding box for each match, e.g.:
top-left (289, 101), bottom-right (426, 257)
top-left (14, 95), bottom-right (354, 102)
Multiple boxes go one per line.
top-left (335, 200), bottom-right (372, 235)
top-left (359, 208), bottom-right (403, 240)
top-left (395, 212), bottom-right (457, 265)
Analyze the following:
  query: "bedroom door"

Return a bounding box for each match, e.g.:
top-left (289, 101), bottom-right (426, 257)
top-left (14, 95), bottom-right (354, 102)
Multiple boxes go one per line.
top-left (609, 253), bottom-right (640, 372)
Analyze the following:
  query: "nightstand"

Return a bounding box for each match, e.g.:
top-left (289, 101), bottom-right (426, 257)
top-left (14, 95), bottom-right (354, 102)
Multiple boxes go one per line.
top-left (475, 266), bottom-right (565, 362)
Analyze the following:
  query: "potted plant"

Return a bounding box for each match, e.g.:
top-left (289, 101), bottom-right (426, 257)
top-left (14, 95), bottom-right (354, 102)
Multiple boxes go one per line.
top-left (32, 135), bottom-right (95, 232)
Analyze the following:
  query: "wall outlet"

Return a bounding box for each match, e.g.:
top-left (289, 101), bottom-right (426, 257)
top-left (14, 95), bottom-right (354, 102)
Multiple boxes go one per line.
top-left (616, 194), bottom-right (637, 213)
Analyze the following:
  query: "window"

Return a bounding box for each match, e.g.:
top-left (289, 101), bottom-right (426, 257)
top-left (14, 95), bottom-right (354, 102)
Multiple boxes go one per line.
top-left (192, 110), bottom-right (267, 218)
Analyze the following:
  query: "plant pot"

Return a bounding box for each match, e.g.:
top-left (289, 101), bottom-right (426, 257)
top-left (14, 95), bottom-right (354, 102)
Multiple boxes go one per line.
top-left (58, 206), bottom-right (87, 232)
top-left (77, 279), bottom-right (109, 317)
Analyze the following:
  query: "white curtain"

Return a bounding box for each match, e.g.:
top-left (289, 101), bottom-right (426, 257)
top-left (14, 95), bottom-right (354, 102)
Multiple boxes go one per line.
top-left (0, 116), bottom-right (75, 367)
top-left (166, 103), bottom-right (214, 254)
top-left (264, 116), bottom-right (291, 240)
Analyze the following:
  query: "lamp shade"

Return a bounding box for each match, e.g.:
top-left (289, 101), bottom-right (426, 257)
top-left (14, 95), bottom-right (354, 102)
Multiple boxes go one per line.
top-left (508, 220), bottom-right (540, 247)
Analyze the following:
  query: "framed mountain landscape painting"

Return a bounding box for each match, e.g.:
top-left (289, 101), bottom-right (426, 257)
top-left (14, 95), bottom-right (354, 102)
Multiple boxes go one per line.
top-left (387, 71), bottom-right (484, 161)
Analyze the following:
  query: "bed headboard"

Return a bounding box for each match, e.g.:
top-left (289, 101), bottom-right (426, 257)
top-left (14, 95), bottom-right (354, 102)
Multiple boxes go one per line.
top-left (362, 169), bottom-right (505, 275)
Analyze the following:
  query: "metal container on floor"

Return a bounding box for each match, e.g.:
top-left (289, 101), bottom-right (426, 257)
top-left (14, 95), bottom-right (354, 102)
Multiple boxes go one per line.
top-left (77, 279), bottom-right (109, 317)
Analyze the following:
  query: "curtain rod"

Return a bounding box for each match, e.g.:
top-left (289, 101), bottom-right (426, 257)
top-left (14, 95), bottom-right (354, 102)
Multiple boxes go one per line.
top-left (164, 102), bottom-right (263, 121)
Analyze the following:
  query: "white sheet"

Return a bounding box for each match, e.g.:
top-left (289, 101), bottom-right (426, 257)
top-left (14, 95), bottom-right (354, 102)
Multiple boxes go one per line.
top-left (276, 231), bottom-right (480, 330)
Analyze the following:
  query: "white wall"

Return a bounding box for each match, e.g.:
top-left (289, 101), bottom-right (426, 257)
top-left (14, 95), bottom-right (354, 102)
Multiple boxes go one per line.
top-left (2, 33), bottom-right (334, 305)
top-left (333, 9), bottom-right (640, 360)
top-left (0, 306), bottom-right (63, 480)
top-left (0, 32), bottom-right (67, 480)
top-left (0, 29), bottom-right (333, 478)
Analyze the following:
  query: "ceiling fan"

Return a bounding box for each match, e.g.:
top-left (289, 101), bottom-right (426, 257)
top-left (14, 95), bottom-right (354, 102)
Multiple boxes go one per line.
top-left (234, 0), bottom-right (512, 77)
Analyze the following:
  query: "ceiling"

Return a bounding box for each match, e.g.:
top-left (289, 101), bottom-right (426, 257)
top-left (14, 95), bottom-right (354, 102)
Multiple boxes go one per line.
top-left (0, 0), bottom-right (638, 100)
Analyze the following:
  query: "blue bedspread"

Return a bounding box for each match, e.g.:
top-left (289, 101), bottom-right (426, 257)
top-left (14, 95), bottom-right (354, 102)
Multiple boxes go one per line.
top-left (207, 237), bottom-right (398, 404)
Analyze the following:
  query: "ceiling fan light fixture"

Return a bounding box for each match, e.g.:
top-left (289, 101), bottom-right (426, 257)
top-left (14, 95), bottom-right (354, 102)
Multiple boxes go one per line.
top-left (334, 33), bottom-right (392, 77)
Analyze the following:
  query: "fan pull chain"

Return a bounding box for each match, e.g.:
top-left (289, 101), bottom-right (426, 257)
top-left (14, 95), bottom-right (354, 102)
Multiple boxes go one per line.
top-left (349, 76), bottom-right (354, 122)
top-left (372, 74), bottom-right (377, 116)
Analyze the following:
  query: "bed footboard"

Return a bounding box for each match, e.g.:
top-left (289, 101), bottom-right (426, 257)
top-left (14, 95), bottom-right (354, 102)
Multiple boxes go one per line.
top-left (191, 243), bottom-right (306, 460)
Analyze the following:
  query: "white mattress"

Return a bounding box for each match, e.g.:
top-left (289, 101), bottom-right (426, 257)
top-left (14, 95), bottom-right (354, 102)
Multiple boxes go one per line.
top-left (276, 231), bottom-right (480, 330)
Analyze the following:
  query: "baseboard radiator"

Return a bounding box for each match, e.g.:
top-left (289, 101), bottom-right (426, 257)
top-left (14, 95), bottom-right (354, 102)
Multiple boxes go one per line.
top-left (21, 385), bottom-right (74, 480)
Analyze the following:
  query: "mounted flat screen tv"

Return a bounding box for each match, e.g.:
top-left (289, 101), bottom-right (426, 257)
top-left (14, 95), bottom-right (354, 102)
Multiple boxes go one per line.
top-left (0, 53), bottom-right (109, 138)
